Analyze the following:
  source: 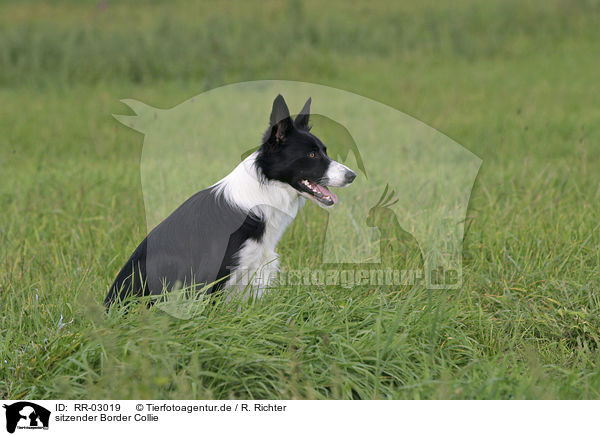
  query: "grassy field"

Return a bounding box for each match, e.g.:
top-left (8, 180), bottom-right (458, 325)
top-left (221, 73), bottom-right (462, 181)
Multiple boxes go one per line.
top-left (1, 0), bottom-right (600, 399)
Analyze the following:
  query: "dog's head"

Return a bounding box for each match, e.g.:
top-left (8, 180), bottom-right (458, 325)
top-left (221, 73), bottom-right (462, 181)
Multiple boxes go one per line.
top-left (256, 95), bottom-right (356, 208)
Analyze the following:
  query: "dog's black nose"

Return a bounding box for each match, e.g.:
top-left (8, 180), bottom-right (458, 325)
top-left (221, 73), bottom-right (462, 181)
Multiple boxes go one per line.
top-left (345, 170), bottom-right (356, 184)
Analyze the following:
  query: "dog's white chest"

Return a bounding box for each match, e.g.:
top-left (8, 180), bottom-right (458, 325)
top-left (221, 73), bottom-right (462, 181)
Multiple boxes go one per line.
top-left (226, 198), bottom-right (302, 301)
top-left (214, 155), bottom-right (305, 301)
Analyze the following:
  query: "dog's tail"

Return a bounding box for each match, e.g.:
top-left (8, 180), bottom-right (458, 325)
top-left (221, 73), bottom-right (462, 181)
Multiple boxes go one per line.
top-left (104, 238), bottom-right (148, 307)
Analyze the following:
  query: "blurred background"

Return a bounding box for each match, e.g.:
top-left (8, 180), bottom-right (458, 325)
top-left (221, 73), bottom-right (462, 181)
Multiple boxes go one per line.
top-left (2, 0), bottom-right (599, 159)
top-left (2, 0), bottom-right (598, 182)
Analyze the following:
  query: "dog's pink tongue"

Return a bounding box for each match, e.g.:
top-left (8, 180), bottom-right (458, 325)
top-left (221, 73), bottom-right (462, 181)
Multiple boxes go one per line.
top-left (316, 184), bottom-right (338, 204)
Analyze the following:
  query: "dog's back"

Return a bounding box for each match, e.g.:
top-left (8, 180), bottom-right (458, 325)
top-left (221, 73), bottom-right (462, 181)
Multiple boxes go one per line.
top-left (104, 187), bottom-right (264, 306)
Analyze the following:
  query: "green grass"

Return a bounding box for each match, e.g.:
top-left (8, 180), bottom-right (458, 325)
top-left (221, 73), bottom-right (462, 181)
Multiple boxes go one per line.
top-left (1, 0), bottom-right (600, 399)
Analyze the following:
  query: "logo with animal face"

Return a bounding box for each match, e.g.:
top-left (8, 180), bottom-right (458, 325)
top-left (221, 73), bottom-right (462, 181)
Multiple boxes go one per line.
top-left (3, 402), bottom-right (50, 433)
top-left (115, 81), bottom-right (481, 293)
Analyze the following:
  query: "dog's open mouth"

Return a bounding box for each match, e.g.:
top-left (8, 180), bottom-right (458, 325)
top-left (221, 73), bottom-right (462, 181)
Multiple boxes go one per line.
top-left (299, 179), bottom-right (338, 206)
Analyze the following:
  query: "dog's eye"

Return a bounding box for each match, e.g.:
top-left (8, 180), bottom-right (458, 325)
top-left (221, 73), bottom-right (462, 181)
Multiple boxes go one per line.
top-left (308, 151), bottom-right (316, 158)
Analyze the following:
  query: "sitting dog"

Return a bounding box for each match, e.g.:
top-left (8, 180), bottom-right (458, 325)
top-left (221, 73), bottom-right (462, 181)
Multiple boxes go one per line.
top-left (104, 95), bottom-right (356, 306)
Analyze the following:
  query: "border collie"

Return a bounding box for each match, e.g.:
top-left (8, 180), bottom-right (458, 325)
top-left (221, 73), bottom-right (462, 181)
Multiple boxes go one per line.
top-left (104, 95), bottom-right (356, 306)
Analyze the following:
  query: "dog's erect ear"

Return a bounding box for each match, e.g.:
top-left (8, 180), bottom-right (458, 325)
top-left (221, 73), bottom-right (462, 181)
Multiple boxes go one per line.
top-left (294, 97), bottom-right (311, 130)
top-left (268, 94), bottom-right (293, 144)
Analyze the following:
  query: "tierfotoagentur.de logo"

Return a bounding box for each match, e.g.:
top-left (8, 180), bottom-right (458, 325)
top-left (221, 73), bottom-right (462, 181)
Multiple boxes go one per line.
top-left (112, 80), bottom-right (481, 317)
top-left (2, 402), bottom-right (50, 434)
